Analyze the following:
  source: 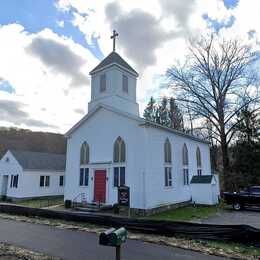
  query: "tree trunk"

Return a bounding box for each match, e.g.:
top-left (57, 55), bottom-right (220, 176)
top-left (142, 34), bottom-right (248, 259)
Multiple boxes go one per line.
top-left (219, 105), bottom-right (230, 191)
top-left (220, 138), bottom-right (229, 190)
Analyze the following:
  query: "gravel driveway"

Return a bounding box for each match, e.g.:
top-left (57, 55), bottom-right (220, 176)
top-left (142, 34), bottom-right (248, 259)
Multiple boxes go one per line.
top-left (198, 208), bottom-right (260, 228)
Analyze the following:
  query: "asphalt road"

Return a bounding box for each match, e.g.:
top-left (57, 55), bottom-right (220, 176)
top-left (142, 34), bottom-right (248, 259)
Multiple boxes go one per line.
top-left (0, 218), bottom-right (225, 260)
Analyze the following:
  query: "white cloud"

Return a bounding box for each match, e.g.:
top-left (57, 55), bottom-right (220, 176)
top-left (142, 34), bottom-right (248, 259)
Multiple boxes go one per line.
top-left (0, 23), bottom-right (98, 133)
top-left (26, 35), bottom-right (89, 87)
top-left (1, 0), bottom-right (260, 132)
top-left (34, 0), bottom-right (260, 122)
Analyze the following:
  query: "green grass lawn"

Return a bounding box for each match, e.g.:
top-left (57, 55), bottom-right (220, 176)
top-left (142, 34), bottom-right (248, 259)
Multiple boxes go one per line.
top-left (14, 196), bottom-right (64, 208)
top-left (150, 205), bottom-right (220, 222)
top-left (198, 240), bottom-right (260, 258)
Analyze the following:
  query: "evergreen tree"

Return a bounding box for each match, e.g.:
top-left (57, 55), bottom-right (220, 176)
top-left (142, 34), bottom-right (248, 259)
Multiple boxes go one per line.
top-left (169, 97), bottom-right (184, 130)
top-left (143, 96), bottom-right (184, 131)
top-left (235, 106), bottom-right (260, 143)
top-left (159, 97), bottom-right (169, 126)
top-left (230, 107), bottom-right (260, 190)
top-left (143, 97), bottom-right (156, 121)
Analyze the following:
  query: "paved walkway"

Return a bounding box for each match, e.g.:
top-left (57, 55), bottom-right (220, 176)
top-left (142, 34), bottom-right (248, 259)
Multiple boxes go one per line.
top-left (0, 218), bottom-right (225, 260)
top-left (198, 209), bottom-right (260, 229)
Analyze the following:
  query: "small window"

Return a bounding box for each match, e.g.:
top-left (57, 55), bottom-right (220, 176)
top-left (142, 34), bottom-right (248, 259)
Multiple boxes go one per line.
top-left (79, 168), bottom-right (89, 186)
top-left (59, 176), bottom-right (64, 186)
top-left (114, 167), bottom-right (119, 187)
top-left (183, 144), bottom-right (189, 185)
top-left (45, 176), bottom-right (50, 187)
top-left (10, 175), bottom-right (18, 188)
top-left (40, 176), bottom-right (50, 187)
top-left (80, 142), bottom-right (89, 165)
top-left (113, 137), bottom-right (126, 163)
top-left (182, 144), bottom-right (189, 166)
top-left (165, 167), bottom-right (172, 187)
top-left (119, 167), bottom-right (125, 186)
top-left (40, 176), bottom-right (45, 187)
top-left (122, 75), bottom-right (128, 93)
top-left (79, 168), bottom-right (84, 186)
top-left (113, 167), bottom-right (125, 187)
top-left (14, 175), bottom-right (18, 188)
top-left (196, 147), bottom-right (202, 176)
top-left (183, 168), bottom-right (189, 185)
top-left (10, 175), bottom-right (13, 188)
top-left (100, 74), bottom-right (106, 92)
top-left (164, 138), bottom-right (172, 163)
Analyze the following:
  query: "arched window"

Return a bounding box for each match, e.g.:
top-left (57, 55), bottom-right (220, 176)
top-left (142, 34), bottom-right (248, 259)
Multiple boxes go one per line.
top-left (196, 147), bottom-right (202, 176)
top-left (80, 142), bottom-right (89, 165)
top-left (113, 137), bottom-right (126, 163)
top-left (79, 142), bottom-right (89, 187)
top-left (164, 138), bottom-right (172, 187)
top-left (182, 144), bottom-right (189, 185)
top-left (182, 144), bottom-right (189, 166)
top-left (113, 137), bottom-right (126, 187)
top-left (164, 138), bottom-right (172, 163)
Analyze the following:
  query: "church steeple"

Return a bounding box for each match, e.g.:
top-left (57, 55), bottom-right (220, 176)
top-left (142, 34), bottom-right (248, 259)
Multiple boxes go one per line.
top-left (88, 31), bottom-right (139, 116)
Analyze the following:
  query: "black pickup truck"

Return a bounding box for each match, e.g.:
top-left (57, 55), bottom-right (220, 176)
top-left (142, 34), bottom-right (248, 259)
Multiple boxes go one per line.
top-left (223, 186), bottom-right (260, 210)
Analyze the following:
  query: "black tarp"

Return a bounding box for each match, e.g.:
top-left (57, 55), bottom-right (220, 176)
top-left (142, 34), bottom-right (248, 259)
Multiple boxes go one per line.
top-left (0, 203), bottom-right (259, 245)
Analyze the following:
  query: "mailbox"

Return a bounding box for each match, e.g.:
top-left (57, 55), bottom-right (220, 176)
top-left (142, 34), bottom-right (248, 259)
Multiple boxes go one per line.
top-left (99, 227), bottom-right (127, 247)
top-left (110, 228), bottom-right (127, 247)
top-left (99, 228), bottom-right (116, 246)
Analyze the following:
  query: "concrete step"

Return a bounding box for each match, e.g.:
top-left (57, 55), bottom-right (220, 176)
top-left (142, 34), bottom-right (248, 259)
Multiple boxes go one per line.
top-left (74, 207), bottom-right (100, 212)
top-left (74, 203), bottom-right (113, 213)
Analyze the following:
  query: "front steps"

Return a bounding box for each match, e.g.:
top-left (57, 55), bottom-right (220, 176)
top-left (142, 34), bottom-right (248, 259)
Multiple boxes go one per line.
top-left (74, 203), bottom-right (113, 213)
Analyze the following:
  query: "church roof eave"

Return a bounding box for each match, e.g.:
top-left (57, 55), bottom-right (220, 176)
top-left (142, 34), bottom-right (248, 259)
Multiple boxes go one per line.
top-left (89, 51), bottom-right (138, 77)
top-left (65, 105), bottom-right (209, 145)
top-left (89, 63), bottom-right (138, 77)
top-left (139, 121), bottom-right (210, 145)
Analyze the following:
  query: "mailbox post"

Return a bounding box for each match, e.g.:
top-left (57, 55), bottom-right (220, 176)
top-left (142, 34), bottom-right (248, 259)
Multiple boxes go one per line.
top-left (116, 246), bottom-right (120, 260)
top-left (99, 227), bottom-right (127, 260)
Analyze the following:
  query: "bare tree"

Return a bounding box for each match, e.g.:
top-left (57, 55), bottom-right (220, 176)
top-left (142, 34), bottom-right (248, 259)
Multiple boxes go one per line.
top-left (167, 34), bottom-right (260, 189)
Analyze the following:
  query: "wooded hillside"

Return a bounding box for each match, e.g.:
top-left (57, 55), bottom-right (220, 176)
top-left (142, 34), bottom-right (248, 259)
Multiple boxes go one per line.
top-left (0, 127), bottom-right (66, 158)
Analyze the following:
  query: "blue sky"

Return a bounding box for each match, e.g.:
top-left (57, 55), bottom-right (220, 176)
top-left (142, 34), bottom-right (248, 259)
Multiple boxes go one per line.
top-left (0, 0), bottom-right (238, 70)
top-left (0, 0), bottom-right (103, 59)
top-left (223, 0), bottom-right (239, 9)
top-left (0, 80), bottom-right (15, 94)
top-left (0, 0), bottom-right (259, 132)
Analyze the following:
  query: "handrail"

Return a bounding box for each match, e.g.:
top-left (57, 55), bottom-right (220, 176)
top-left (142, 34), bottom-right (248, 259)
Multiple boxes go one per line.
top-left (72, 193), bottom-right (85, 208)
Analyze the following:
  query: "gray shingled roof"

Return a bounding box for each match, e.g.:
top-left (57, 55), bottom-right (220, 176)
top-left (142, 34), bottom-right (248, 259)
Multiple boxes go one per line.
top-left (89, 51), bottom-right (138, 76)
top-left (190, 175), bottom-right (214, 184)
top-left (10, 150), bottom-right (66, 171)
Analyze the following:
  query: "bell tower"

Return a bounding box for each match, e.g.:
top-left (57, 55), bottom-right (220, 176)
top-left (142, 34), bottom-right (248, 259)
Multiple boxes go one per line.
top-left (88, 31), bottom-right (139, 116)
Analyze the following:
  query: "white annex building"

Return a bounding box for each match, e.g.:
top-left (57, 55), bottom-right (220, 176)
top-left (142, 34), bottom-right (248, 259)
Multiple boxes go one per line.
top-left (65, 32), bottom-right (219, 214)
top-left (0, 150), bottom-right (65, 200)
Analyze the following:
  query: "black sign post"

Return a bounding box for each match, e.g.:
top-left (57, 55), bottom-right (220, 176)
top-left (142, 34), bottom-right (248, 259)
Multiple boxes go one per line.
top-left (118, 186), bottom-right (130, 216)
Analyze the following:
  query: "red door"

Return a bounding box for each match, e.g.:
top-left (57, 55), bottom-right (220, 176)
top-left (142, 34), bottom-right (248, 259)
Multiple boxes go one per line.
top-left (94, 170), bottom-right (106, 203)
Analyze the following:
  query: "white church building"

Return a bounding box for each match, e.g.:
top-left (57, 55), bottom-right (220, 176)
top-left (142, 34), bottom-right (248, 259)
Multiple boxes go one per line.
top-left (64, 33), bottom-right (219, 214)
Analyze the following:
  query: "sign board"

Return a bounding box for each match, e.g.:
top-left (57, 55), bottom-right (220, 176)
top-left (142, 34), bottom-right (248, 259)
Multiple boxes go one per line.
top-left (118, 186), bottom-right (130, 207)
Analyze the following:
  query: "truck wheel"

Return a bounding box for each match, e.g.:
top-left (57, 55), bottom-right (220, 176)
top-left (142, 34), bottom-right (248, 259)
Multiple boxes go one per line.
top-left (233, 202), bottom-right (242, 211)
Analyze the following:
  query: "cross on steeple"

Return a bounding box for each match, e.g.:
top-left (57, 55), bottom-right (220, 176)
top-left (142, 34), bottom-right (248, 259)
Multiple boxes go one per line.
top-left (110, 30), bottom-right (119, 52)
